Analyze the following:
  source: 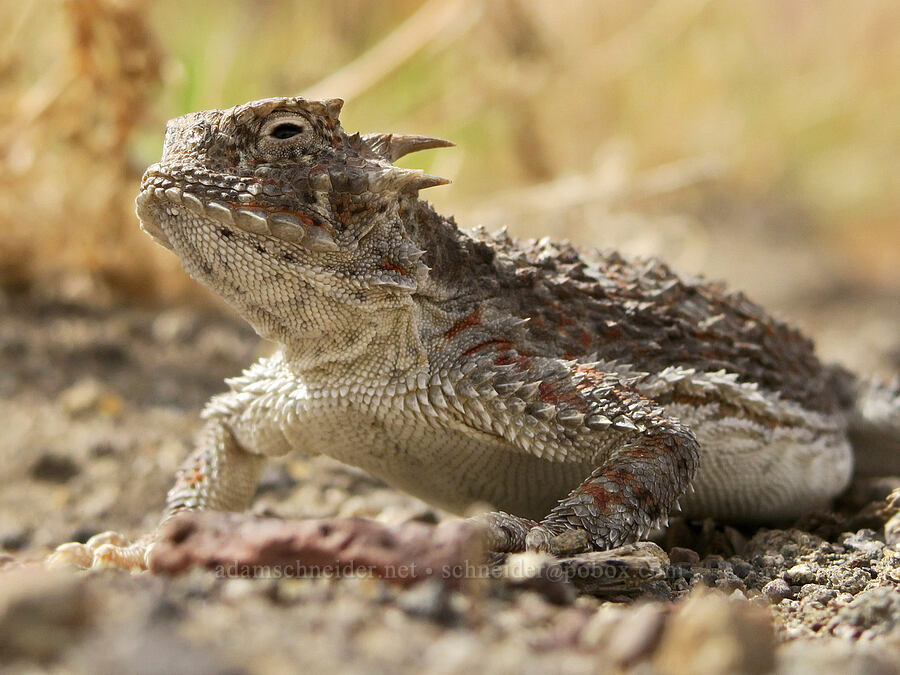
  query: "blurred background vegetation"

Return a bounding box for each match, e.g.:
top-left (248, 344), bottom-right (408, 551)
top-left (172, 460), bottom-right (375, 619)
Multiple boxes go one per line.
top-left (1, 0), bottom-right (897, 370)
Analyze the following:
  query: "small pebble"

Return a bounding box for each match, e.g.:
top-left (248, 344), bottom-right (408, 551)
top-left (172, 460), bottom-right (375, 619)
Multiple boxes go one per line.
top-left (732, 561), bottom-right (753, 578)
top-left (784, 562), bottom-right (817, 586)
top-left (668, 547), bottom-right (700, 564)
top-left (1, 528), bottom-right (31, 552)
top-left (807, 586), bottom-right (837, 606)
top-left (839, 530), bottom-right (884, 558)
top-left (605, 602), bottom-right (668, 666)
top-left (715, 573), bottom-right (746, 594)
top-left (762, 578), bottom-right (794, 603)
top-left (29, 452), bottom-right (80, 483)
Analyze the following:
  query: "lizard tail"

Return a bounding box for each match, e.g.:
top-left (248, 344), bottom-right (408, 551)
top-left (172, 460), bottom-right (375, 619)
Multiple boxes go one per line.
top-left (844, 374), bottom-right (900, 477)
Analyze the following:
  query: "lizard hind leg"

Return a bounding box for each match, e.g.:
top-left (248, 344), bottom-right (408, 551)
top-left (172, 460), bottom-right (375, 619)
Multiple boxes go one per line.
top-left (446, 352), bottom-right (701, 554)
top-left (467, 425), bottom-right (700, 555)
top-left (526, 426), bottom-right (700, 552)
top-left (48, 415), bottom-right (266, 572)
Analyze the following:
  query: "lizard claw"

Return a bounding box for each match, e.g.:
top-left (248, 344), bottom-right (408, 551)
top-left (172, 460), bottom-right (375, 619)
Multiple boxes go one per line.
top-left (47, 542), bottom-right (95, 568)
top-left (524, 524), bottom-right (556, 552)
top-left (47, 531), bottom-right (152, 573)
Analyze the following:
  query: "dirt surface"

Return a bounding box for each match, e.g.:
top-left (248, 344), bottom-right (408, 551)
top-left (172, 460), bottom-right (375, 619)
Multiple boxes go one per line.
top-left (1, 274), bottom-right (898, 674)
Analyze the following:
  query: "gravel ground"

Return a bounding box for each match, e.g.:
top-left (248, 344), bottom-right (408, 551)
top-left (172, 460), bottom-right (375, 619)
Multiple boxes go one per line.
top-left (1, 278), bottom-right (898, 674)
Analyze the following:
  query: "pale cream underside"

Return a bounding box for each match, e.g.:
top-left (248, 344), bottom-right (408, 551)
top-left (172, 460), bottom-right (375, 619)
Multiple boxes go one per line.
top-left (216, 355), bottom-right (853, 523)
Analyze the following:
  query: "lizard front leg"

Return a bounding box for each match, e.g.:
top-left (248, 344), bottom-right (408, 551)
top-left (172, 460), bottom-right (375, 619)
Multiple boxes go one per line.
top-left (47, 356), bottom-right (293, 571)
top-left (453, 352), bottom-right (700, 552)
top-left (49, 411), bottom-right (266, 571)
top-left (163, 416), bottom-right (266, 517)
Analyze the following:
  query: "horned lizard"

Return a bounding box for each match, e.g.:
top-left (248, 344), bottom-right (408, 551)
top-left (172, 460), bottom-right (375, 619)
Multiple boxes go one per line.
top-left (51, 96), bottom-right (899, 571)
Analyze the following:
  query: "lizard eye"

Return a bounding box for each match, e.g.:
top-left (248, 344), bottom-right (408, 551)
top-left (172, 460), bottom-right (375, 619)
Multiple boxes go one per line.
top-left (260, 115), bottom-right (310, 144)
top-left (268, 122), bottom-right (305, 140)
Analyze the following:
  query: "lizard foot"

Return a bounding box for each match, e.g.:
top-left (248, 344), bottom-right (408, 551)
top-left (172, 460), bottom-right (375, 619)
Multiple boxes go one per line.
top-left (526, 525), bottom-right (598, 555)
top-left (470, 513), bottom-right (600, 555)
top-left (469, 511), bottom-right (539, 553)
top-left (47, 531), bottom-right (153, 572)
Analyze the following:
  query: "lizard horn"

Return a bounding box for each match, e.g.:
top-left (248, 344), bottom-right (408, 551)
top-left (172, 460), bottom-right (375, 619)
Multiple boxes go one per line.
top-left (362, 133), bottom-right (455, 162)
top-left (323, 98), bottom-right (344, 122)
top-left (366, 166), bottom-right (450, 193)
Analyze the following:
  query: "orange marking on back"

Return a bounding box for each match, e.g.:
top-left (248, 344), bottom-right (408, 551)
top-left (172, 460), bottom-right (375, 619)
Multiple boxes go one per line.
top-left (572, 364), bottom-right (608, 388)
top-left (603, 324), bottom-right (625, 339)
top-left (444, 309), bottom-right (481, 339)
top-left (462, 338), bottom-right (507, 357)
top-left (381, 260), bottom-right (408, 275)
top-left (538, 381), bottom-right (585, 408)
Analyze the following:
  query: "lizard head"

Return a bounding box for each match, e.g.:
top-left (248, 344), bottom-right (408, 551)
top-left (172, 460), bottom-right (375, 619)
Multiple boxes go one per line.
top-left (135, 96), bottom-right (452, 353)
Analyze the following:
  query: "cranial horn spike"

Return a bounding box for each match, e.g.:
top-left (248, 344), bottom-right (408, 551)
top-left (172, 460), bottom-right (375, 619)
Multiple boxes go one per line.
top-left (366, 166), bottom-right (449, 193)
top-left (411, 172), bottom-right (451, 190)
top-left (387, 166), bottom-right (450, 192)
top-left (324, 98), bottom-right (344, 120)
top-left (362, 133), bottom-right (455, 162)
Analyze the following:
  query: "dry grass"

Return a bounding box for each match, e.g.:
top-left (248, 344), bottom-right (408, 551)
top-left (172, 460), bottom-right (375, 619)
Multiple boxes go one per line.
top-left (1, 0), bottom-right (898, 304)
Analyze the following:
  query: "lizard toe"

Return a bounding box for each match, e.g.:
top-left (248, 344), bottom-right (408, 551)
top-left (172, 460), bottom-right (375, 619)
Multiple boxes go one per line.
top-left (468, 511), bottom-right (537, 553)
top-left (46, 542), bottom-right (94, 569)
top-left (46, 531), bottom-right (151, 573)
top-left (84, 530), bottom-right (130, 548)
top-left (92, 541), bottom-right (151, 572)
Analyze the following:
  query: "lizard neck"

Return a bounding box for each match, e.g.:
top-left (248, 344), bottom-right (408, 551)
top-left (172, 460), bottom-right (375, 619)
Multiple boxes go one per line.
top-left (281, 298), bottom-right (428, 388)
top-left (280, 199), bottom-right (495, 387)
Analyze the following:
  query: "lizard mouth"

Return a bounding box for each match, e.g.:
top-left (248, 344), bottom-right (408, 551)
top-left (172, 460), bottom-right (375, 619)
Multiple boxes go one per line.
top-left (135, 165), bottom-right (339, 252)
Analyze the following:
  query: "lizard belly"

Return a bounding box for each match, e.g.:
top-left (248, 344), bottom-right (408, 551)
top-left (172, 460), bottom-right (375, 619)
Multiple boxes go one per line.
top-left (280, 397), bottom-right (589, 520)
top-left (667, 403), bottom-right (854, 522)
